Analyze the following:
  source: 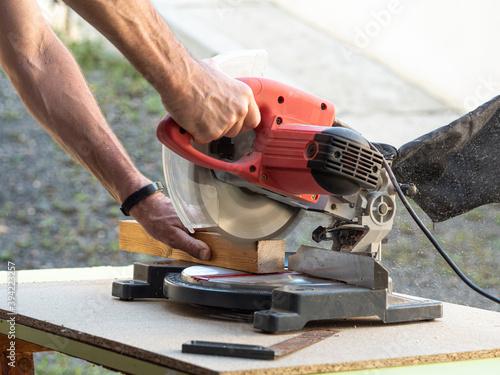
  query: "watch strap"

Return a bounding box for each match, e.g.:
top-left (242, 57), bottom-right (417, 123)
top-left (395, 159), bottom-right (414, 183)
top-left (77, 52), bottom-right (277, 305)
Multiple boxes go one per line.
top-left (120, 181), bottom-right (164, 216)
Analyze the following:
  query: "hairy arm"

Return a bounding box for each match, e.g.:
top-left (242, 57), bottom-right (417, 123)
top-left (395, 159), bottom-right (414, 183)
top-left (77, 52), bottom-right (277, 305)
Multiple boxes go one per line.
top-left (64, 0), bottom-right (260, 144)
top-left (0, 0), bottom-right (211, 260)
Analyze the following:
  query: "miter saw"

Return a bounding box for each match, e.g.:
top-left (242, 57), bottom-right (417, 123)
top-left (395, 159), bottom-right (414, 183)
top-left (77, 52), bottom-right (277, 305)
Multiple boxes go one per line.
top-left (112, 51), bottom-right (444, 332)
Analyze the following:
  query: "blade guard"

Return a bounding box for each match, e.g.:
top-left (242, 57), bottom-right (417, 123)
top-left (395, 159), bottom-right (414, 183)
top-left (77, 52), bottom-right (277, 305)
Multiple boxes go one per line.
top-left (157, 77), bottom-right (336, 201)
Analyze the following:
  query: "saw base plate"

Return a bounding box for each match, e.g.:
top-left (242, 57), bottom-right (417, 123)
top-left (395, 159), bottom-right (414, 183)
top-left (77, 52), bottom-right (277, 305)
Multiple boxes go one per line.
top-left (112, 260), bottom-right (442, 332)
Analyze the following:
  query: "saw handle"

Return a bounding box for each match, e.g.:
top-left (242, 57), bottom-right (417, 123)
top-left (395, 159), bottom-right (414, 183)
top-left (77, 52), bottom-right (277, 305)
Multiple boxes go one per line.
top-left (156, 77), bottom-right (335, 181)
top-left (157, 118), bottom-right (255, 172)
top-left (157, 78), bottom-right (267, 180)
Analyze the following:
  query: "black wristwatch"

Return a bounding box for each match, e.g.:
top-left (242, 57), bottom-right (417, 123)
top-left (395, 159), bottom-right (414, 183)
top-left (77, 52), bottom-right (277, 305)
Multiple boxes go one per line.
top-left (120, 181), bottom-right (164, 216)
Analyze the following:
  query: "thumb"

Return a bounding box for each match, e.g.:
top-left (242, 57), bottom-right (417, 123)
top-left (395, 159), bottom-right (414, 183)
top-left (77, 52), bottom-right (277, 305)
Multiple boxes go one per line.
top-left (170, 227), bottom-right (211, 261)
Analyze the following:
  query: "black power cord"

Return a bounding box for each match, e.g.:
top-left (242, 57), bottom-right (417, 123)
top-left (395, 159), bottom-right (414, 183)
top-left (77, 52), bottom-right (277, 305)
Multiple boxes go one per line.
top-left (380, 156), bottom-right (500, 305)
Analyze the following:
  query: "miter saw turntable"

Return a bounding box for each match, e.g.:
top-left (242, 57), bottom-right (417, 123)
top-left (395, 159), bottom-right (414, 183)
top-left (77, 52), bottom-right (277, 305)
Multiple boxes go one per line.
top-left (112, 51), bottom-right (443, 332)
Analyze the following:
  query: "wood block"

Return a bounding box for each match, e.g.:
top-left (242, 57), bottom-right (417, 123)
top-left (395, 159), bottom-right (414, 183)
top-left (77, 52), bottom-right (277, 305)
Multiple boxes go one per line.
top-left (118, 220), bottom-right (285, 273)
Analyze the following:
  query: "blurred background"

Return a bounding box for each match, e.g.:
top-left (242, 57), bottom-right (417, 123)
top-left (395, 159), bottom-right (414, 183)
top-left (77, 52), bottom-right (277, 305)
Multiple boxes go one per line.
top-left (1, 0), bottom-right (499, 373)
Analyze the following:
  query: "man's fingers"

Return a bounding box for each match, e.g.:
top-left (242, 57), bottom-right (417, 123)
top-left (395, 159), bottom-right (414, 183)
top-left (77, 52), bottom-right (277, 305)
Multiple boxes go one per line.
top-left (166, 61), bottom-right (261, 144)
top-left (187, 239), bottom-right (211, 261)
top-left (221, 120), bottom-right (244, 139)
top-left (131, 194), bottom-right (211, 260)
top-left (170, 227), bottom-right (211, 261)
top-left (241, 95), bottom-right (261, 133)
top-left (221, 88), bottom-right (261, 139)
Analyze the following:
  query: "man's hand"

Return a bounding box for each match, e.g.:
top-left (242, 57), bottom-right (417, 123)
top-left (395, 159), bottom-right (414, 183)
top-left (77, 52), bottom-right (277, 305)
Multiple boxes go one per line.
top-left (163, 59), bottom-right (261, 144)
top-left (129, 193), bottom-right (211, 261)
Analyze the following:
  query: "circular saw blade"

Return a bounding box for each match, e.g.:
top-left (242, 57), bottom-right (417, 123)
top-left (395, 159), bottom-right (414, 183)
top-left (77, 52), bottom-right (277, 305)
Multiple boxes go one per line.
top-left (163, 145), bottom-right (299, 242)
top-left (208, 176), bottom-right (299, 242)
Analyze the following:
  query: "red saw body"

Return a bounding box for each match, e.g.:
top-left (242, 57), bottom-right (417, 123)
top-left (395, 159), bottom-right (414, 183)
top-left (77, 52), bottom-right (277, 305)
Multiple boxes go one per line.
top-left (117, 75), bottom-right (443, 331)
top-left (157, 77), bottom-right (383, 204)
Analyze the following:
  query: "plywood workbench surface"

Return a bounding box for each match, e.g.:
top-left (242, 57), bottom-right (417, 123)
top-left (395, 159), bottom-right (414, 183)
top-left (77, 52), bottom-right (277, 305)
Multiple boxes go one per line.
top-left (0, 267), bottom-right (499, 375)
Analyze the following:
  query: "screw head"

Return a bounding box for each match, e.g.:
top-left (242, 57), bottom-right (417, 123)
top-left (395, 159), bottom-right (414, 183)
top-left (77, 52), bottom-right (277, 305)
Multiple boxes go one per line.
top-left (378, 203), bottom-right (389, 215)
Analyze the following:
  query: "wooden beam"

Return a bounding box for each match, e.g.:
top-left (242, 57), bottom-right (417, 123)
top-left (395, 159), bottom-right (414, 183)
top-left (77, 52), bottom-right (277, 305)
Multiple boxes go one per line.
top-left (0, 334), bottom-right (50, 375)
top-left (118, 220), bottom-right (285, 273)
top-left (1, 352), bottom-right (34, 375)
top-left (0, 334), bottom-right (50, 354)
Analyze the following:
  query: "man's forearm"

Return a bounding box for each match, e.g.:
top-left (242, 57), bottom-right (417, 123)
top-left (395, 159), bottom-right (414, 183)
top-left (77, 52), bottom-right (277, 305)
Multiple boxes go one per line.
top-left (0, 1), bottom-right (149, 203)
top-left (64, 0), bottom-right (192, 101)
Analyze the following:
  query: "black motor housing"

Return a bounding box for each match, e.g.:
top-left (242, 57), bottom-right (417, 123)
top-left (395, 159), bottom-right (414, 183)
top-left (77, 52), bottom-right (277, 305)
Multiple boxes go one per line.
top-left (307, 127), bottom-right (384, 195)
